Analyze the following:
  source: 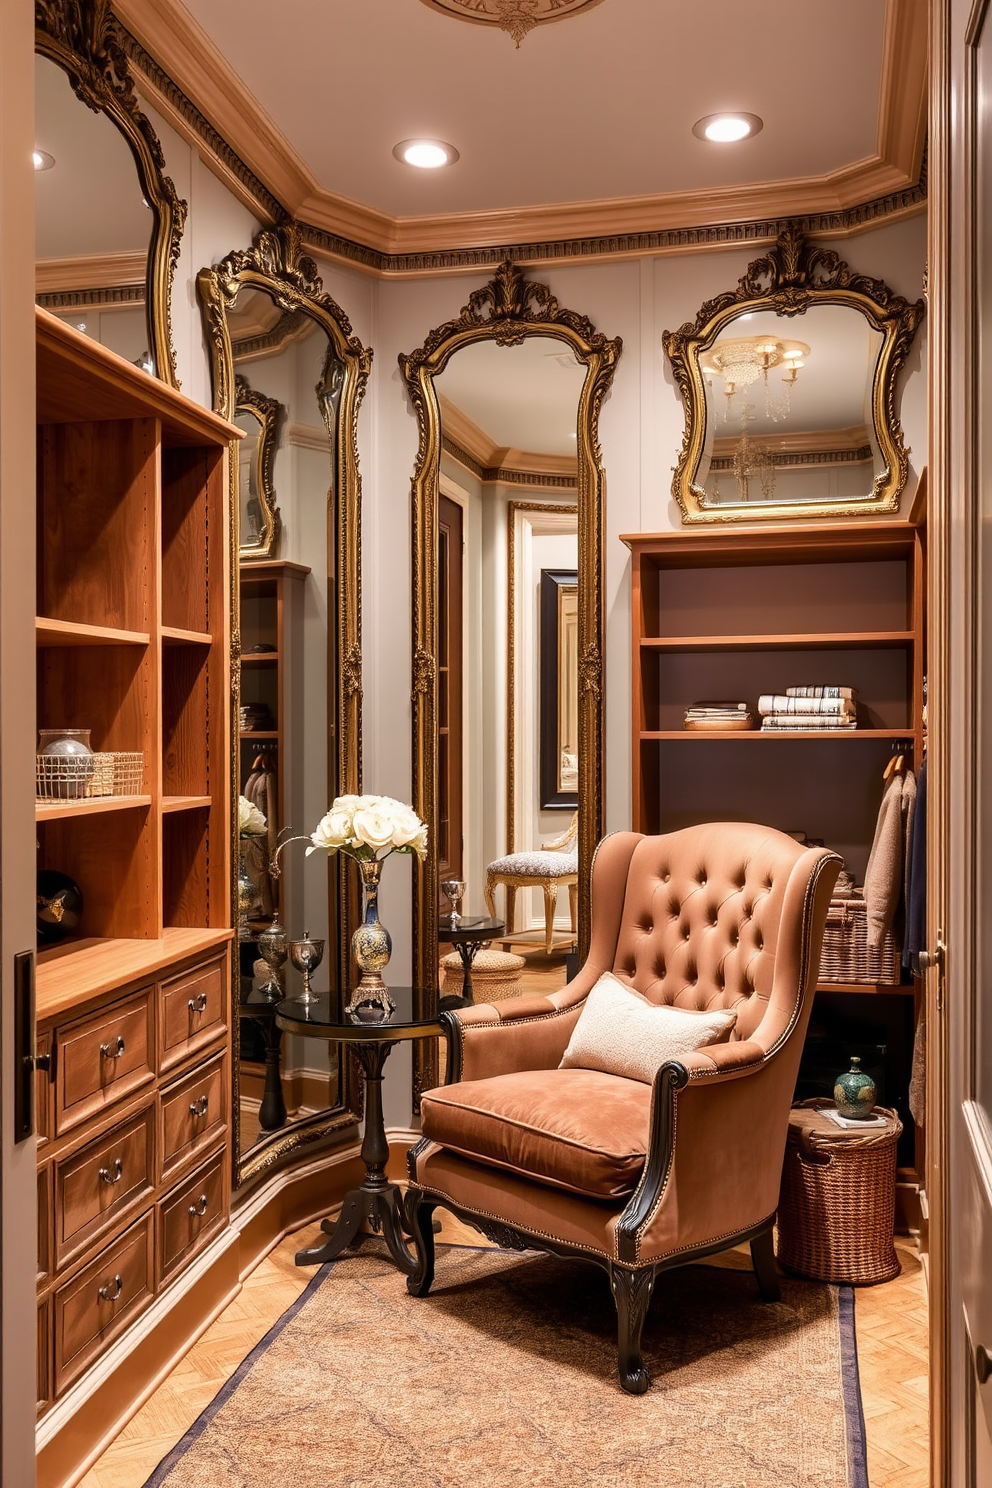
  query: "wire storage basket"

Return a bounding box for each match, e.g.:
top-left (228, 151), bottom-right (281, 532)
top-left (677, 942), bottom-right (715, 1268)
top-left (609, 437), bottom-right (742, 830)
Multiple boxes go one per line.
top-left (777, 1098), bottom-right (903, 1285)
top-left (36, 751), bottom-right (144, 802)
top-left (818, 896), bottom-right (901, 985)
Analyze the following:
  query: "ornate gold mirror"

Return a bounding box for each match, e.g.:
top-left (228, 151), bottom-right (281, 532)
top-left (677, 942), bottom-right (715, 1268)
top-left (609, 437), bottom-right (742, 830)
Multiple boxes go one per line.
top-left (198, 223), bottom-right (371, 1188)
top-left (401, 263), bottom-right (621, 1100)
top-left (234, 374), bottom-right (282, 558)
top-left (664, 225), bottom-right (925, 523)
top-left (35, 0), bottom-right (185, 385)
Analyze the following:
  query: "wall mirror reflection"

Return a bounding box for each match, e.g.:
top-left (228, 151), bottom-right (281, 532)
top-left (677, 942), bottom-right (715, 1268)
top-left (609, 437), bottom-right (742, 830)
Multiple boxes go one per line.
top-left (664, 225), bottom-right (925, 523)
top-left (198, 226), bottom-right (371, 1187)
top-left (35, 6), bottom-right (185, 384)
top-left (401, 263), bottom-right (621, 1100)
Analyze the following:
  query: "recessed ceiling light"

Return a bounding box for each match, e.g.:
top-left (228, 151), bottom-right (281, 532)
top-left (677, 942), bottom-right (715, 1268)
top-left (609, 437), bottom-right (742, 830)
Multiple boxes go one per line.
top-left (692, 113), bottom-right (763, 144)
top-left (33, 149), bottom-right (55, 171)
top-left (392, 138), bottom-right (459, 169)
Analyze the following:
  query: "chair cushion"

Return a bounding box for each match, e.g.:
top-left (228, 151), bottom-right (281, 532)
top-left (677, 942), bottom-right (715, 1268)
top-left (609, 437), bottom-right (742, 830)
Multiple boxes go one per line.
top-left (486, 850), bottom-right (579, 877)
top-left (559, 971), bottom-right (737, 1084)
top-left (420, 1068), bottom-right (650, 1199)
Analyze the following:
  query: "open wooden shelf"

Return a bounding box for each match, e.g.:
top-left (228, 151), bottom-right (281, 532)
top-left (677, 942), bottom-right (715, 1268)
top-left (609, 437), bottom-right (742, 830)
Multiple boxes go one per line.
top-left (239, 729), bottom-right (278, 740)
top-left (36, 617), bottom-right (150, 647)
top-left (162, 626), bottom-right (212, 646)
top-left (36, 795), bottom-right (152, 822)
top-left (162, 795), bottom-right (212, 813)
top-left (818, 981), bottom-right (916, 997)
top-left (640, 630), bottom-right (916, 651)
top-left (241, 653), bottom-right (280, 665)
top-left (642, 729), bottom-right (903, 741)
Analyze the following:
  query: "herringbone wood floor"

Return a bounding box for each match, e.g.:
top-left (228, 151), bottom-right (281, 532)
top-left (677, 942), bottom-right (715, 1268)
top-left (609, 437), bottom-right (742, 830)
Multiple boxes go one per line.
top-left (77, 949), bottom-right (930, 1487)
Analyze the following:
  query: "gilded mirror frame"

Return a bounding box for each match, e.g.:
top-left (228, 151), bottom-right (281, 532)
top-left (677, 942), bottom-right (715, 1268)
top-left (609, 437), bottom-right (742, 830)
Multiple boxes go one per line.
top-left (198, 222), bottom-right (372, 1187)
top-left (234, 374), bottom-right (282, 560)
top-left (36, 0), bottom-right (186, 387)
top-left (401, 262), bottom-right (621, 1101)
top-left (663, 224), bottom-right (925, 524)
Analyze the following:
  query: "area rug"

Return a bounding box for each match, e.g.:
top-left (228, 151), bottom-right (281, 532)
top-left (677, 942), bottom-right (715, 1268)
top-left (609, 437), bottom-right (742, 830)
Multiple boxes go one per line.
top-left (143, 1245), bottom-right (868, 1488)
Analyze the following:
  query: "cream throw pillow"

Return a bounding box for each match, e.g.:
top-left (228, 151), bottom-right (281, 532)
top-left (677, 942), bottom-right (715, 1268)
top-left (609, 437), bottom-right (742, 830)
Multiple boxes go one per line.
top-left (559, 972), bottom-right (737, 1084)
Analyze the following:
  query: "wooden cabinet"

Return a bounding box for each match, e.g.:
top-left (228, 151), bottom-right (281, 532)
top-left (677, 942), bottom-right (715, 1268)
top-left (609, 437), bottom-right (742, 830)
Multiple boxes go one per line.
top-left (34, 310), bottom-right (237, 1418)
top-left (622, 520), bottom-right (926, 1226)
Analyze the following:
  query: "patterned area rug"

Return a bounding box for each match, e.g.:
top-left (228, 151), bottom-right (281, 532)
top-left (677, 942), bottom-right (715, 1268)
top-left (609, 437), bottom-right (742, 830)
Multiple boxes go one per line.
top-left (144, 1245), bottom-right (867, 1488)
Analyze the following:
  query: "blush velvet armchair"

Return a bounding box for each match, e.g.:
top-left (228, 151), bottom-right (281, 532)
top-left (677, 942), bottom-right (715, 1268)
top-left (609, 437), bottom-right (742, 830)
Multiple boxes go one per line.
top-left (405, 822), bottom-right (840, 1392)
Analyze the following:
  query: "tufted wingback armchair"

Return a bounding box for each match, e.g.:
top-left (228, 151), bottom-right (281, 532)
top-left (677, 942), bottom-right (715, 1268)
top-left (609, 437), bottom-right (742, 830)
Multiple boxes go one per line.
top-left (406, 822), bottom-right (840, 1392)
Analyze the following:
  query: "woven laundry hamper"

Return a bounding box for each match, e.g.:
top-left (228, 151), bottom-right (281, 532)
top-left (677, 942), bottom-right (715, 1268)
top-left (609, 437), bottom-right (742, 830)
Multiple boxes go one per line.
top-left (777, 1098), bottom-right (902, 1285)
top-left (818, 896), bottom-right (901, 985)
top-left (441, 948), bottom-right (525, 1001)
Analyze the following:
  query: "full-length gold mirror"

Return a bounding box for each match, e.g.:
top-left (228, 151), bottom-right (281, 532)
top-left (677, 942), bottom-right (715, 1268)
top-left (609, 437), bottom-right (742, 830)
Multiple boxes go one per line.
top-left (198, 223), bottom-right (372, 1187)
top-left (401, 263), bottom-right (621, 1100)
top-left (35, 0), bottom-right (185, 385)
top-left (663, 225), bottom-right (925, 523)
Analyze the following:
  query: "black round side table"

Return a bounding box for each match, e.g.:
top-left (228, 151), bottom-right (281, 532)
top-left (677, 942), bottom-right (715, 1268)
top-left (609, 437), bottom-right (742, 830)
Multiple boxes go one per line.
top-left (275, 988), bottom-right (443, 1275)
top-left (437, 915), bottom-right (505, 1003)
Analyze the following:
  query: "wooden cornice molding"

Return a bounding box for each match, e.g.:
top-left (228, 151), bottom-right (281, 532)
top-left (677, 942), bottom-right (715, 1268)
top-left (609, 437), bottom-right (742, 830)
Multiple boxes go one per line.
top-left (36, 251), bottom-right (147, 295)
top-left (711, 424), bottom-right (873, 459)
top-left (114, 0), bottom-right (927, 273)
top-left (438, 394), bottom-right (578, 482)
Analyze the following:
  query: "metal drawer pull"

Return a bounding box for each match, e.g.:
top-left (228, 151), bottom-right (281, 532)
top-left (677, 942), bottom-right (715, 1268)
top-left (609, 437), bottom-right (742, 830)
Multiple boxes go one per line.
top-left (189, 1095), bottom-right (209, 1118)
top-left (99, 1158), bottom-right (123, 1185)
top-left (99, 1036), bottom-right (126, 1059)
top-left (188, 1194), bottom-right (209, 1218)
top-left (978, 1345), bottom-right (991, 1385)
top-left (98, 1274), bottom-right (123, 1302)
top-left (188, 993), bottom-right (208, 1014)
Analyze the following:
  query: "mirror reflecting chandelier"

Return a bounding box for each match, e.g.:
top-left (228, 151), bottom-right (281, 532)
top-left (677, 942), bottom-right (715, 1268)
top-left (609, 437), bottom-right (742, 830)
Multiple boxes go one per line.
top-left (418, 0), bottom-right (606, 47)
top-left (700, 334), bottom-right (811, 424)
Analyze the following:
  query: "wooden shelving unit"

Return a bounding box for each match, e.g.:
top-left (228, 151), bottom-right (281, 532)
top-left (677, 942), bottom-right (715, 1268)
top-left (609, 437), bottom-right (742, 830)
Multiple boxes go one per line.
top-left (34, 309), bottom-right (237, 1421)
top-left (622, 519), bottom-right (926, 1229)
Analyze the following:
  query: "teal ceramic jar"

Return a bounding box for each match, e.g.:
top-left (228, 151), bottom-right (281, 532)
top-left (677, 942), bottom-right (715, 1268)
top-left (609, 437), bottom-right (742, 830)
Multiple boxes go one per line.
top-left (833, 1056), bottom-right (877, 1119)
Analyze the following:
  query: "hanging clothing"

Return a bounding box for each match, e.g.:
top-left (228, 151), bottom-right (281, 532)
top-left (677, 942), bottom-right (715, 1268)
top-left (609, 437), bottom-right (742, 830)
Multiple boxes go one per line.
top-left (904, 756), bottom-right (928, 1128)
top-left (863, 766), bottom-right (917, 949)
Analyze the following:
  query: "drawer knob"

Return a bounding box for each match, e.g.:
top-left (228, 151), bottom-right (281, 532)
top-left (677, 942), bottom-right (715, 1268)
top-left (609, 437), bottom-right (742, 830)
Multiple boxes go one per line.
top-left (98, 1158), bottom-right (123, 1186)
top-left (99, 1036), bottom-right (126, 1060)
top-left (189, 1194), bottom-right (209, 1218)
top-left (98, 1273), bottom-right (123, 1303)
top-left (189, 1095), bottom-right (209, 1119)
top-left (188, 993), bottom-right (208, 1015)
top-left (978, 1345), bottom-right (992, 1385)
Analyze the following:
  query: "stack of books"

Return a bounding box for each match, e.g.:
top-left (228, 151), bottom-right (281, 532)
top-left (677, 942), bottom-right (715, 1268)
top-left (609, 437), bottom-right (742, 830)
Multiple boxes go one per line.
top-left (683, 701), bottom-right (754, 731)
top-left (758, 686), bottom-right (859, 731)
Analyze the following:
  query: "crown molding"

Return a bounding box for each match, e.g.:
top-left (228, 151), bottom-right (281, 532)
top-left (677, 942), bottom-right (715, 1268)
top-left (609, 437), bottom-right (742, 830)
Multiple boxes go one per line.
top-left (711, 424), bottom-right (873, 459)
top-left (36, 251), bottom-right (147, 295)
top-left (439, 394), bottom-right (578, 482)
top-left (114, 0), bottom-right (927, 274)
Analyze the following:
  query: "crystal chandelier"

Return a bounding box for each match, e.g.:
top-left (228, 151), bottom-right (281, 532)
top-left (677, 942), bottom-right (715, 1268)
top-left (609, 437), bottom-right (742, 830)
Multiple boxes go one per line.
top-left (700, 333), bottom-right (810, 424)
top-left (418, 0), bottom-right (605, 47)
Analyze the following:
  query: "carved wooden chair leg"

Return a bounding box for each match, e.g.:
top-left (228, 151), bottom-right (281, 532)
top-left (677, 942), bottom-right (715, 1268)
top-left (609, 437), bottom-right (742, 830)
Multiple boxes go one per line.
top-left (750, 1225), bottom-right (781, 1302)
top-left (505, 884), bottom-right (517, 936)
top-left (609, 1263), bottom-right (655, 1394)
top-left (406, 1196), bottom-right (438, 1297)
top-left (484, 875), bottom-right (497, 921)
top-left (542, 881), bottom-right (558, 954)
top-left (567, 880), bottom-right (578, 936)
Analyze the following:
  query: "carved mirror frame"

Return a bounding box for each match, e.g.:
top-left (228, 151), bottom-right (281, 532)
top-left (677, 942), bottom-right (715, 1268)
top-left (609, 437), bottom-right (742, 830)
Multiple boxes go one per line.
top-left (234, 374), bottom-right (282, 560)
top-left (663, 224), bottom-right (925, 524)
top-left (198, 222), bottom-right (372, 1187)
top-left (36, 0), bottom-right (186, 387)
top-left (401, 262), bottom-right (621, 1101)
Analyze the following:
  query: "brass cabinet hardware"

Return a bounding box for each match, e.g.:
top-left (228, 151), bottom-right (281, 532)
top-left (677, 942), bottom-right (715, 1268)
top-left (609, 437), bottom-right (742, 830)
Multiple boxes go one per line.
top-left (98, 1158), bottom-right (123, 1186)
top-left (188, 1194), bottom-right (209, 1218)
top-left (98, 1273), bottom-right (123, 1303)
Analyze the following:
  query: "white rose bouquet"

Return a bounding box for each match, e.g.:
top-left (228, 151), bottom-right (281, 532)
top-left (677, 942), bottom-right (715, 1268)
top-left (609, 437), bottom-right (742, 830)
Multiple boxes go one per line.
top-left (238, 795), bottom-right (267, 839)
top-left (307, 793), bottom-right (428, 864)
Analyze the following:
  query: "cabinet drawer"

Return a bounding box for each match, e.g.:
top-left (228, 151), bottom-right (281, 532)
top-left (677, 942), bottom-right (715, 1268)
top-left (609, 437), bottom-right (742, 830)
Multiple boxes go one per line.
top-left (158, 959), bottom-right (226, 1073)
top-left (57, 990), bottom-right (154, 1135)
top-left (54, 1212), bottom-right (154, 1394)
top-left (55, 1102), bottom-right (155, 1270)
top-left (157, 1150), bottom-right (227, 1286)
top-left (38, 1164), bottom-right (52, 1285)
top-left (159, 1053), bottom-right (226, 1184)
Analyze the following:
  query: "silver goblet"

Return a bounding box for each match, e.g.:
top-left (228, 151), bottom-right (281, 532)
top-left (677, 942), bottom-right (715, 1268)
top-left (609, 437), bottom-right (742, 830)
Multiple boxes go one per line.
top-left (289, 930), bottom-right (324, 1005)
top-left (441, 878), bottom-right (467, 926)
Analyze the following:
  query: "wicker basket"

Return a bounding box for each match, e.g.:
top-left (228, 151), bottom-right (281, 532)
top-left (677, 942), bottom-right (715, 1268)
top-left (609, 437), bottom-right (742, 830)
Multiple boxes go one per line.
top-left (818, 896), bottom-right (901, 985)
top-left (777, 1098), bottom-right (902, 1285)
top-left (441, 948), bottom-right (526, 1001)
top-left (36, 750), bottom-right (144, 802)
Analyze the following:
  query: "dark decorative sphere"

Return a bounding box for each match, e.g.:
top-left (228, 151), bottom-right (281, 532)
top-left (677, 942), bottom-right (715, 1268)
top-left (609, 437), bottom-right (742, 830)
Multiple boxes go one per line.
top-left (37, 870), bottom-right (83, 945)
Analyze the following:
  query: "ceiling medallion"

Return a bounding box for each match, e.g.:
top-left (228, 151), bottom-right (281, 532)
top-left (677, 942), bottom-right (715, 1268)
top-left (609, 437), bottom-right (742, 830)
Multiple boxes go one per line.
top-left (418, 0), bottom-right (606, 47)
